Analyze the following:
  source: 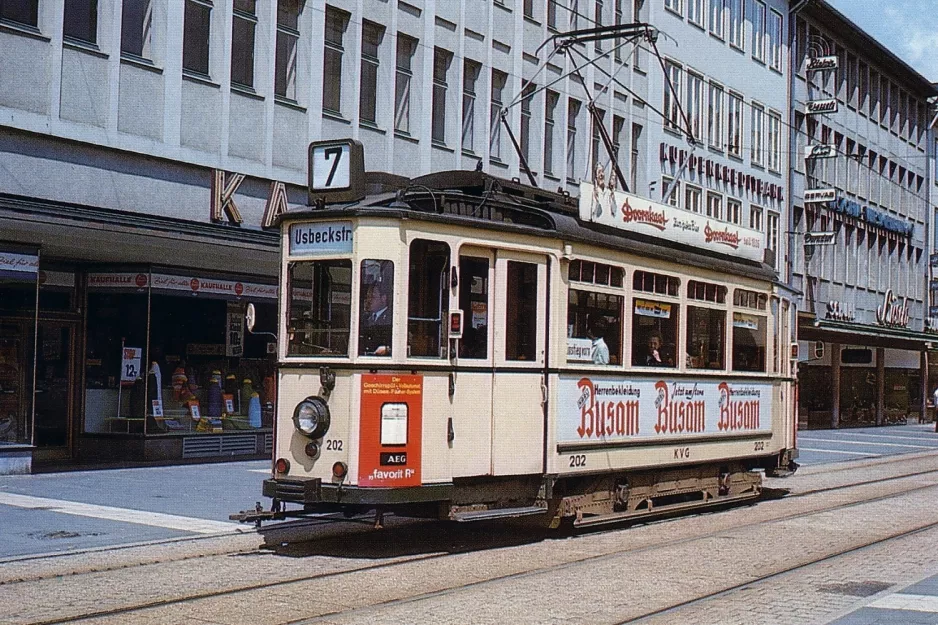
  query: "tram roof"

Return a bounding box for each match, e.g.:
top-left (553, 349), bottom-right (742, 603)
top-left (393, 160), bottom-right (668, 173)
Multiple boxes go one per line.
top-left (286, 169), bottom-right (779, 284)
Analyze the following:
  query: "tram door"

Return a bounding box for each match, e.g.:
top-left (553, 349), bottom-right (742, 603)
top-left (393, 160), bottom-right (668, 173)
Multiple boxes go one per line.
top-left (491, 251), bottom-right (547, 475)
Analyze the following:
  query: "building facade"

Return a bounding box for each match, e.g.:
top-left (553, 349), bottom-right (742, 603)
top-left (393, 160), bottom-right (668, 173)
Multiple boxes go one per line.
top-left (788, 1), bottom-right (937, 429)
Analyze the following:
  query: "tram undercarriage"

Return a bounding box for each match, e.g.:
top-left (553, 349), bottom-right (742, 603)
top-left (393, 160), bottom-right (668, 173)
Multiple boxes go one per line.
top-left (240, 454), bottom-right (795, 529)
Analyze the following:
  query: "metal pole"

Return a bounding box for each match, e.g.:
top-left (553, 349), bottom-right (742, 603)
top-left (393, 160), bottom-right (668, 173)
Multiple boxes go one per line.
top-left (831, 342), bottom-right (841, 428)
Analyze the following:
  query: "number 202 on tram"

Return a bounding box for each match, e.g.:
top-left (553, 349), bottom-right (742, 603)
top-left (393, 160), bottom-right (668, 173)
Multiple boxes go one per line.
top-left (261, 140), bottom-right (797, 529)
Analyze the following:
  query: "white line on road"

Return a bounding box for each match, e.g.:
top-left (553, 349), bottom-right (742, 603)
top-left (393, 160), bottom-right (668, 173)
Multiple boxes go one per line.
top-left (797, 438), bottom-right (934, 449)
top-left (248, 469), bottom-right (271, 474)
top-left (0, 492), bottom-right (243, 534)
top-left (798, 447), bottom-right (882, 457)
top-left (803, 432), bottom-right (938, 443)
top-left (868, 593), bottom-right (938, 613)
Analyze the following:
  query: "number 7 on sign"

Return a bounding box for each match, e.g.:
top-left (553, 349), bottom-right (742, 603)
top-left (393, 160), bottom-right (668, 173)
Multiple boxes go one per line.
top-left (312, 144), bottom-right (350, 190)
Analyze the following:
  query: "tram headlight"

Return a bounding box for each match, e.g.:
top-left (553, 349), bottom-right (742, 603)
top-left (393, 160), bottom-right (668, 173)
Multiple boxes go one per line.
top-left (292, 396), bottom-right (331, 439)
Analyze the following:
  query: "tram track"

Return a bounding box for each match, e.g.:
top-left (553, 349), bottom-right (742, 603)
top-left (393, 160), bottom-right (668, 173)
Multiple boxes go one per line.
top-left (9, 462), bottom-right (938, 625)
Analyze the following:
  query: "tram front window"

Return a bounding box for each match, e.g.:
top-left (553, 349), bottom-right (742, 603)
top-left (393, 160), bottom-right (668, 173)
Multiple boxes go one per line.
top-left (286, 260), bottom-right (352, 356)
top-left (408, 240), bottom-right (450, 358)
top-left (359, 260), bottom-right (394, 356)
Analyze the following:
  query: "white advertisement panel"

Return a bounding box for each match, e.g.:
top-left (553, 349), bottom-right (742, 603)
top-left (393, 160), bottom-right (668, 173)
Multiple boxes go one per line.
top-left (578, 183), bottom-right (765, 262)
top-left (289, 221), bottom-right (354, 256)
top-left (557, 375), bottom-right (773, 445)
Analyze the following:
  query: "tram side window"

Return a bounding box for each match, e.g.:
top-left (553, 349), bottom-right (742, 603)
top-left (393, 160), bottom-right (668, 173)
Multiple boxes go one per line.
top-left (287, 260), bottom-right (352, 356)
top-left (408, 240), bottom-right (450, 358)
top-left (506, 261), bottom-right (538, 361)
top-left (631, 298), bottom-right (678, 367)
top-left (567, 289), bottom-right (623, 365)
top-left (358, 260), bottom-right (394, 356)
top-left (458, 256), bottom-right (489, 359)
top-left (686, 306), bottom-right (725, 369)
top-left (732, 313), bottom-right (767, 372)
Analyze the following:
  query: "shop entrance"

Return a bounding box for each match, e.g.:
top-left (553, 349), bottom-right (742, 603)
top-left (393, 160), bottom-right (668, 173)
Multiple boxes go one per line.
top-left (0, 319), bottom-right (33, 446)
top-left (33, 320), bottom-right (75, 457)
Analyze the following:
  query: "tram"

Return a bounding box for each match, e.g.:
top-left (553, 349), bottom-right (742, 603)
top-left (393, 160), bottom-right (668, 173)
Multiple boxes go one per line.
top-left (246, 139), bottom-right (797, 529)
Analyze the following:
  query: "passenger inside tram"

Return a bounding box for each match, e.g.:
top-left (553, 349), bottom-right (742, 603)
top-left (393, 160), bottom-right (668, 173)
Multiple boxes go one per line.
top-left (358, 260), bottom-right (393, 356)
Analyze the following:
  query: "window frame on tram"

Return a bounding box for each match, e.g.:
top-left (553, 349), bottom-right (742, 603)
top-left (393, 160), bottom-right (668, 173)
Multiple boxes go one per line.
top-left (565, 258), bottom-right (626, 367)
top-left (685, 279), bottom-right (728, 371)
top-left (631, 269), bottom-right (682, 369)
top-left (731, 287), bottom-right (769, 373)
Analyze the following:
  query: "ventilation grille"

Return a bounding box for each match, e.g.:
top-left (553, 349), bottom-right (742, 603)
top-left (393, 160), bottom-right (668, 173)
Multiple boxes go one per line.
top-left (264, 433), bottom-right (273, 454)
top-left (182, 435), bottom-right (258, 458)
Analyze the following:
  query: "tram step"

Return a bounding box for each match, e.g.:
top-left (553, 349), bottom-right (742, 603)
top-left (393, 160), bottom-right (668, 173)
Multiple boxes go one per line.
top-left (573, 491), bottom-right (759, 528)
top-left (451, 506), bottom-right (548, 522)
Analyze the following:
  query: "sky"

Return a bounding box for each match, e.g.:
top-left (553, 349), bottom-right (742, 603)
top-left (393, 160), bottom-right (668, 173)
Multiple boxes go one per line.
top-left (827, 0), bottom-right (938, 81)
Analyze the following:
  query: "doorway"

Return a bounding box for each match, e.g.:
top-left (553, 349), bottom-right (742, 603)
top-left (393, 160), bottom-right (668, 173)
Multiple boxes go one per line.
top-left (33, 320), bottom-right (76, 457)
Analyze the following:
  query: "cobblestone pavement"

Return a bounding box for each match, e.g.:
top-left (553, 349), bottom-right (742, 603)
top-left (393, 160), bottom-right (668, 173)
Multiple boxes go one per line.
top-left (5, 453), bottom-right (938, 625)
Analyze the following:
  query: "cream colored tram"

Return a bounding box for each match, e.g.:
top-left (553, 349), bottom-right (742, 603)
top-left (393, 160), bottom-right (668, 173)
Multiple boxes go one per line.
top-left (261, 140), bottom-right (797, 528)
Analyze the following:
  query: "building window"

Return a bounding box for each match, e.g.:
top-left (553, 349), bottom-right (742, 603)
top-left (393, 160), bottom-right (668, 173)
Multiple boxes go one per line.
top-left (752, 0), bottom-right (765, 62)
top-left (662, 177), bottom-right (679, 207)
top-left (630, 122), bottom-right (641, 191)
top-left (767, 111), bottom-right (781, 172)
top-left (592, 107), bottom-right (606, 170)
top-left (64, 0), bottom-right (98, 43)
top-left (594, 0), bottom-right (603, 52)
top-left (521, 81), bottom-right (536, 165)
top-left (664, 0), bottom-right (681, 16)
top-left (727, 0), bottom-right (743, 49)
top-left (685, 185), bottom-right (701, 213)
top-left (432, 48), bottom-right (453, 144)
top-left (706, 191), bottom-right (723, 220)
top-left (567, 99), bottom-right (581, 181)
top-left (709, 0), bottom-right (723, 39)
top-left (687, 72), bottom-right (703, 141)
top-left (462, 60), bottom-right (481, 153)
top-left (768, 9), bottom-right (782, 71)
top-left (726, 199), bottom-right (741, 225)
top-left (490, 69), bottom-right (507, 158)
top-left (183, 0), bottom-right (211, 76)
top-left (688, 0), bottom-right (704, 27)
top-left (664, 61), bottom-right (682, 131)
top-left (274, 0), bottom-right (300, 100)
top-left (322, 6), bottom-right (348, 114)
top-left (544, 90), bottom-right (559, 175)
top-left (524, 0), bottom-right (534, 19)
top-left (751, 103), bottom-right (764, 166)
top-left (547, 0), bottom-right (558, 29)
top-left (727, 93), bottom-right (743, 157)
top-left (359, 21), bottom-right (384, 124)
top-left (612, 114), bottom-right (625, 173)
top-left (614, 0), bottom-right (624, 61)
top-left (749, 205), bottom-right (763, 231)
top-left (0, 0), bottom-right (38, 26)
top-left (394, 35), bottom-right (416, 133)
top-left (231, 0), bottom-right (256, 88)
top-left (121, 0), bottom-right (153, 59)
top-left (767, 210), bottom-right (779, 253)
top-left (708, 82), bottom-right (723, 150)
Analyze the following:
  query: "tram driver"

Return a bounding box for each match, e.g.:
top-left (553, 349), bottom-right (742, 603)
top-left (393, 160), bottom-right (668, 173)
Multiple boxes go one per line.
top-left (359, 261), bottom-right (393, 356)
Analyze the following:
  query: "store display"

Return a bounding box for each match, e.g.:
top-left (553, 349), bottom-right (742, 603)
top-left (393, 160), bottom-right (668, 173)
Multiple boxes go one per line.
top-left (248, 392), bottom-right (262, 428)
top-left (207, 371), bottom-right (223, 418)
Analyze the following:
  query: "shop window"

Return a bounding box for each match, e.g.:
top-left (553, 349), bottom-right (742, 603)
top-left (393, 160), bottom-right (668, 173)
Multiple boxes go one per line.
top-left (686, 306), bottom-right (725, 369)
top-left (734, 288), bottom-right (767, 310)
top-left (408, 240), bottom-right (450, 358)
top-left (0, 319), bottom-right (34, 445)
top-left (84, 292), bottom-right (149, 433)
top-left (633, 270), bottom-right (679, 296)
top-left (567, 289), bottom-right (622, 365)
top-left (687, 279), bottom-right (726, 303)
top-left (287, 260), bottom-right (352, 357)
top-left (632, 298), bottom-right (678, 367)
top-left (732, 312), bottom-right (766, 372)
top-left (458, 256), bottom-right (489, 359)
top-left (506, 261), bottom-right (538, 361)
top-left (569, 259), bottom-right (624, 287)
top-left (358, 260), bottom-right (393, 356)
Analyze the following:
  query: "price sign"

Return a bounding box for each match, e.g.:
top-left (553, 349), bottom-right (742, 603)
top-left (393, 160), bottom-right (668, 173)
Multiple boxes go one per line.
top-left (120, 347), bottom-right (142, 385)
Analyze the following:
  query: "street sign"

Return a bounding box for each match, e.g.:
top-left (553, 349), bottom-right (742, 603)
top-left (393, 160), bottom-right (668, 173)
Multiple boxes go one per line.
top-left (804, 232), bottom-right (837, 246)
top-left (805, 144), bottom-right (836, 160)
top-left (804, 189), bottom-right (836, 203)
top-left (806, 99), bottom-right (838, 115)
top-left (806, 55), bottom-right (839, 72)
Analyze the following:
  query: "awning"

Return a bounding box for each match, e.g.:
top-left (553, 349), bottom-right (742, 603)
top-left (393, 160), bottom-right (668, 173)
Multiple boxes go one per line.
top-left (798, 316), bottom-right (938, 351)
